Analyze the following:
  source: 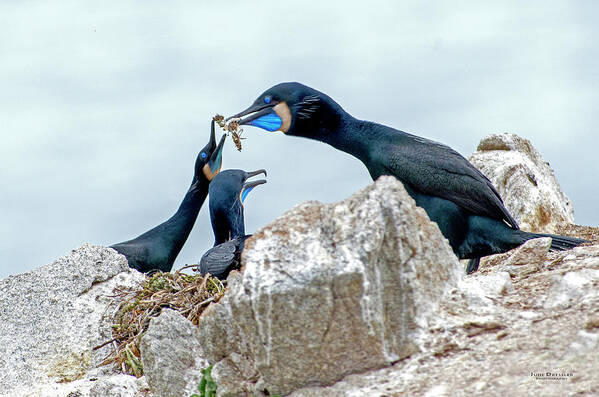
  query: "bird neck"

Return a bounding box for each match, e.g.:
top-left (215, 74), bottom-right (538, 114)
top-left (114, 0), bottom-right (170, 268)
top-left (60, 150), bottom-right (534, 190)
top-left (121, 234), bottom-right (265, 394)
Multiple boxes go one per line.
top-left (311, 113), bottom-right (376, 165)
top-left (162, 176), bottom-right (209, 246)
top-left (230, 212), bottom-right (246, 240)
top-left (211, 201), bottom-right (245, 246)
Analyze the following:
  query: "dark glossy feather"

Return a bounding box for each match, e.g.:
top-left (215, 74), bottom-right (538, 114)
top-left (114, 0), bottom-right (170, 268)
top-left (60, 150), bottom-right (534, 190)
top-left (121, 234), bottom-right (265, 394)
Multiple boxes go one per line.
top-left (381, 130), bottom-right (518, 228)
top-left (199, 235), bottom-right (249, 280)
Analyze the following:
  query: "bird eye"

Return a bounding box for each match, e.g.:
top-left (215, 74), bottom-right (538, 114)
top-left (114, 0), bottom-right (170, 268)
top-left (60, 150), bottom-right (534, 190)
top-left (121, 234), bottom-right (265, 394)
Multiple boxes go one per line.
top-left (264, 96), bottom-right (272, 104)
top-left (201, 152), bottom-right (207, 159)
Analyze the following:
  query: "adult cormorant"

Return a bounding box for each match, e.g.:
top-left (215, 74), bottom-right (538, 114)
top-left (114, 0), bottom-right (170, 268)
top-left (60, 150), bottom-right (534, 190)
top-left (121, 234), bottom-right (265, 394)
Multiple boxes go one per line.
top-left (111, 121), bottom-right (226, 273)
top-left (228, 82), bottom-right (585, 273)
top-left (199, 169), bottom-right (267, 279)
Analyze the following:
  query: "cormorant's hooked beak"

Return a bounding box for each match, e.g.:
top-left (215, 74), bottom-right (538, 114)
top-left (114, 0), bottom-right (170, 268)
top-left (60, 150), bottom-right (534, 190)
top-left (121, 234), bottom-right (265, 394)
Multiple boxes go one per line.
top-left (241, 169), bottom-right (267, 202)
top-left (227, 102), bottom-right (291, 133)
top-left (208, 119), bottom-right (217, 150)
top-left (204, 134), bottom-right (226, 180)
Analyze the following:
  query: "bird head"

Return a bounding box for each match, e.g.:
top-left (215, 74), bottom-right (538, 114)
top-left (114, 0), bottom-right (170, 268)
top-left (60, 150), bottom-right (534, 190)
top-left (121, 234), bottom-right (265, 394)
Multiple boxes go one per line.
top-left (195, 120), bottom-right (227, 182)
top-left (209, 169), bottom-right (268, 209)
top-left (208, 169), bottom-right (267, 242)
top-left (227, 82), bottom-right (343, 139)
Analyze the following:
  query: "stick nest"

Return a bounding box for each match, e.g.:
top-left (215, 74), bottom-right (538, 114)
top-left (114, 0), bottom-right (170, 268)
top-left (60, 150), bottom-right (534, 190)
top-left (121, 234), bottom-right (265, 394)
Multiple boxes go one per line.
top-left (96, 268), bottom-right (225, 377)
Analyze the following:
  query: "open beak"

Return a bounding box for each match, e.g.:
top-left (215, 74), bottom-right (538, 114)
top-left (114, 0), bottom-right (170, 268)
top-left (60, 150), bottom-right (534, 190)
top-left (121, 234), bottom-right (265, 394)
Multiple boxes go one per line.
top-left (227, 104), bottom-right (273, 123)
top-left (227, 103), bottom-right (282, 132)
top-left (208, 134), bottom-right (226, 174)
top-left (244, 169), bottom-right (267, 179)
top-left (241, 169), bottom-right (267, 202)
top-left (208, 119), bottom-right (217, 149)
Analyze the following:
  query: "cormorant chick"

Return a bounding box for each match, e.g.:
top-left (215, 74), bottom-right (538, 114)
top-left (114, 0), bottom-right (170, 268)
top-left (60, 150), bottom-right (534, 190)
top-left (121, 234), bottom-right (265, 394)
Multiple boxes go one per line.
top-left (199, 169), bottom-right (267, 279)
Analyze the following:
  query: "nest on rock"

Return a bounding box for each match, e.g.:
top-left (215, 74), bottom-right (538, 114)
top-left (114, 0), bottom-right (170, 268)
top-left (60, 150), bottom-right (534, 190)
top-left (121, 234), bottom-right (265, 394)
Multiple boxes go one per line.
top-left (95, 267), bottom-right (225, 377)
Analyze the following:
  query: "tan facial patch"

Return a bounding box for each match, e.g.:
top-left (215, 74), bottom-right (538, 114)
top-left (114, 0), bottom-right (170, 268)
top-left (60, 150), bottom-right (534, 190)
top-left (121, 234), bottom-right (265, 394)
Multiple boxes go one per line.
top-left (273, 102), bottom-right (292, 133)
top-left (202, 163), bottom-right (221, 181)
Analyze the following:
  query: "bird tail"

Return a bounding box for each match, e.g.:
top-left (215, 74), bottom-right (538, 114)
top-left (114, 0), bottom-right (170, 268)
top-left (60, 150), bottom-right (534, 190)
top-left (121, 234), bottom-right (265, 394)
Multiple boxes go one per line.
top-left (465, 231), bottom-right (587, 275)
top-left (518, 231), bottom-right (587, 251)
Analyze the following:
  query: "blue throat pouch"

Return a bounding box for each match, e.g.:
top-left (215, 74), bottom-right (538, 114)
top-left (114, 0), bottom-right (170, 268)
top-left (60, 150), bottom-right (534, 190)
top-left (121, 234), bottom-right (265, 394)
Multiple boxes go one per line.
top-left (249, 111), bottom-right (282, 132)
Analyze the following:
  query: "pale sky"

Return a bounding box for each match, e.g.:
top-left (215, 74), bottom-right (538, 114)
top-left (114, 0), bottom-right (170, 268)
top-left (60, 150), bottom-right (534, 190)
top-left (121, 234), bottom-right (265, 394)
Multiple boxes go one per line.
top-left (1, 1), bottom-right (598, 278)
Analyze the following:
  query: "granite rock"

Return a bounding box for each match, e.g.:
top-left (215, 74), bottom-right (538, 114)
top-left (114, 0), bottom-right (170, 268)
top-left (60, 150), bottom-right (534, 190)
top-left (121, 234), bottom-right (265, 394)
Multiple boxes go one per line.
top-left (0, 243), bottom-right (145, 396)
top-left (291, 241), bottom-right (599, 397)
top-left (469, 133), bottom-right (575, 233)
top-left (140, 309), bottom-right (207, 397)
top-left (197, 176), bottom-right (461, 396)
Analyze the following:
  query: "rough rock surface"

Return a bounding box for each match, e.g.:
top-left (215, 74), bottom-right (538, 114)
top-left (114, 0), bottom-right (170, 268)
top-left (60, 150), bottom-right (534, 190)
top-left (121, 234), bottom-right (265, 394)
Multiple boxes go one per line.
top-left (0, 243), bottom-right (146, 396)
top-left (291, 242), bottom-right (599, 397)
top-left (2, 375), bottom-right (150, 397)
top-left (469, 133), bottom-right (575, 233)
top-left (3, 134), bottom-right (598, 397)
top-left (480, 237), bottom-right (553, 277)
top-left (140, 309), bottom-right (208, 397)
top-left (196, 176), bottom-right (461, 396)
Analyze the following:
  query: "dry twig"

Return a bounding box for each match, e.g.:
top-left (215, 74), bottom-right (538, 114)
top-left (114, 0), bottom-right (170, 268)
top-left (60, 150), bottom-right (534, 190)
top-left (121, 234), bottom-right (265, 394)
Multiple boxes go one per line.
top-left (95, 269), bottom-right (225, 376)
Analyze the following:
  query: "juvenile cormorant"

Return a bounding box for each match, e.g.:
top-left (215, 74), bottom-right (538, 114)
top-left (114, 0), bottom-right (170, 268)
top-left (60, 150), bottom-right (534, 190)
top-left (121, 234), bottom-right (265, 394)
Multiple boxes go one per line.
top-left (228, 82), bottom-right (585, 273)
top-left (111, 121), bottom-right (226, 273)
top-left (199, 169), bottom-right (267, 279)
